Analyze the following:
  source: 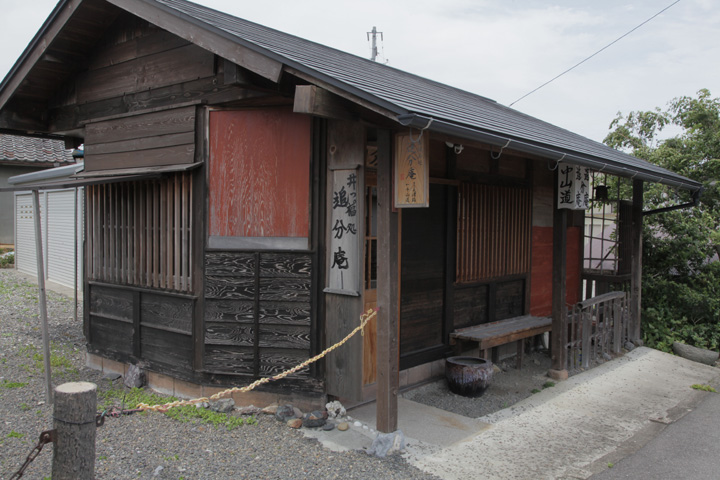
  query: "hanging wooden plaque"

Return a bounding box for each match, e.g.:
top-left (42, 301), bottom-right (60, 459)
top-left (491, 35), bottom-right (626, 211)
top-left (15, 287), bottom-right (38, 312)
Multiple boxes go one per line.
top-left (394, 131), bottom-right (430, 208)
top-left (325, 168), bottom-right (361, 296)
top-left (557, 162), bottom-right (590, 210)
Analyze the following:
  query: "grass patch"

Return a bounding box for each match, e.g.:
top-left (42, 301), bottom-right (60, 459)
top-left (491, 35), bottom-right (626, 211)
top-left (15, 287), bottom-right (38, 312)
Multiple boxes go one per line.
top-left (1, 380), bottom-right (29, 389)
top-left (531, 388), bottom-right (541, 394)
top-left (691, 384), bottom-right (717, 393)
top-left (165, 405), bottom-right (256, 430)
top-left (542, 381), bottom-right (555, 389)
top-left (98, 387), bottom-right (256, 430)
top-left (33, 351), bottom-right (77, 374)
top-left (7, 431), bottom-right (24, 439)
top-left (99, 387), bottom-right (177, 410)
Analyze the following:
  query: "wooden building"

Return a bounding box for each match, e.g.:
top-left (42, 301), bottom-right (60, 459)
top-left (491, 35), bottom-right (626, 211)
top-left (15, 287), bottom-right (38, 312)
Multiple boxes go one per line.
top-left (0, 0), bottom-right (701, 430)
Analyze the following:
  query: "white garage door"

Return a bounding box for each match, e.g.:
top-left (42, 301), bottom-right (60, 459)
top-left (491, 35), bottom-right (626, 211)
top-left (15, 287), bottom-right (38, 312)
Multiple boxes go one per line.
top-left (15, 189), bottom-right (83, 290)
top-left (47, 190), bottom-right (82, 289)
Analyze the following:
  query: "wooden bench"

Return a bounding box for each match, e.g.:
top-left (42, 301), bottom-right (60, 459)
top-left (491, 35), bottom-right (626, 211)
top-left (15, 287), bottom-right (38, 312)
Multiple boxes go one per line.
top-left (449, 315), bottom-right (552, 369)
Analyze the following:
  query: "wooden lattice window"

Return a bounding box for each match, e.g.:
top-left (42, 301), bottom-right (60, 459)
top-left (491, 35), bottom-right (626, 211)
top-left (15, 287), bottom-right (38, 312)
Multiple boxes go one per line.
top-left (87, 173), bottom-right (194, 292)
top-left (456, 183), bottom-right (532, 283)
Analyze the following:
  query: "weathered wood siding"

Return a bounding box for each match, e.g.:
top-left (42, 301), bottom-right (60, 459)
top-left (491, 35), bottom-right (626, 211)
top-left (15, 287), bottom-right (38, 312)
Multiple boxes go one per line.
top-left (84, 106), bottom-right (196, 171)
top-left (208, 109), bottom-right (312, 239)
top-left (48, 13), bottom-right (266, 136)
top-left (204, 252), bottom-right (312, 378)
top-left (87, 283), bottom-right (195, 373)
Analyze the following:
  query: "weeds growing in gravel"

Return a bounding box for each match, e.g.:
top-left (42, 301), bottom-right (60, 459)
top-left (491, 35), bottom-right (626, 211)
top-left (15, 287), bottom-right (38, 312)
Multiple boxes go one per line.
top-left (6, 431), bottom-right (24, 439)
top-left (1, 380), bottom-right (28, 389)
top-left (99, 387), bottom-right (256, 430)
top-left (691, 384), bottom-right (717, 393)
top-left (165, 405), bottom-right (257, 430)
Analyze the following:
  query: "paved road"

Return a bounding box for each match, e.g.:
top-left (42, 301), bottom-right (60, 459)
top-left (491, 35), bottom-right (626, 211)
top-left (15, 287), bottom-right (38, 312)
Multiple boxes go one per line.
top-left (590, 389), bottom-right (720, 480)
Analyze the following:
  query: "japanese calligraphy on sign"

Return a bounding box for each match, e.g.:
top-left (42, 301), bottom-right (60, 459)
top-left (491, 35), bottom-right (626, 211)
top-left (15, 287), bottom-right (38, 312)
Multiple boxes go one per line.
top-left (394, 131), bottom-right (429, 208)
top-left (557, 162), bottom-right (590, 210)
top-left (325, 169), bottom-right (360, 296)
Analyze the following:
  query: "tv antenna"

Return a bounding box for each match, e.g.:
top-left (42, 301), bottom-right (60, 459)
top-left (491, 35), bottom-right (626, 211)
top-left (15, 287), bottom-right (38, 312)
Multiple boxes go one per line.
top-left (367, 26), bottom-right (384, 62)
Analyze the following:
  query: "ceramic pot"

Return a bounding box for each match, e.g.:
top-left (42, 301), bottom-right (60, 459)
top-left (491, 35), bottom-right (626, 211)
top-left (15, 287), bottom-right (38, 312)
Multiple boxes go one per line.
top-left (445, 356), bottom-right (493, 397)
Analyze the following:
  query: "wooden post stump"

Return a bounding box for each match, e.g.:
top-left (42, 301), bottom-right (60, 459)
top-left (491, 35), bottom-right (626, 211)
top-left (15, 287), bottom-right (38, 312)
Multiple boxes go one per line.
top-left (53, 382), bottom-right (97, 480)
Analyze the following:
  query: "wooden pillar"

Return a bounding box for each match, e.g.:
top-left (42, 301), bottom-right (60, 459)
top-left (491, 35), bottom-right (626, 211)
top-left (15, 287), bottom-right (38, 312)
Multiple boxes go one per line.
top-left (53, 382), bottom-right (97, 479)
top-left (376, 129), bottom-right (400, 432)
top-left (548, 173), bottom-right (568, 381)
top-left (630, 179), bottom-right (644, 344)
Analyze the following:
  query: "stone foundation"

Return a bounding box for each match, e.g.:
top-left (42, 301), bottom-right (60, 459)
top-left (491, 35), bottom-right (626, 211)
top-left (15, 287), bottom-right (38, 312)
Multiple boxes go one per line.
top-left (86, 353), bottom-right (326, 412)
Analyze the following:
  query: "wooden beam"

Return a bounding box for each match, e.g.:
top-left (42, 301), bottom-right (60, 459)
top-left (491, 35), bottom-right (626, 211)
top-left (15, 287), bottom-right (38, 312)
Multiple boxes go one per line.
top-left (549, 169), bottom-right (568, 381)
top-left (0, 107), bottom-right (51, 133)
top-left (376, 128), bottom-right (399, 432)
top-left (293, 85), bottom-right (354, 120)
top-left (106, 0), bottom-right (284, 83)
top-left (286, 67), bottom-right (401, 123)
top-left (49, 75), bottom-right (267, 132)
top-left (630, 179), bottom-right (643, 344)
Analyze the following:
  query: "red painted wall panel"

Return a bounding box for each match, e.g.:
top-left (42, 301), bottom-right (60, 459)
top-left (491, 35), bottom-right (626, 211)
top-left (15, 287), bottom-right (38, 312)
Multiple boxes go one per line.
top-left (208, 109), bottom-right (311, 238)
top-left (530, 226), bottom-right (581, 316)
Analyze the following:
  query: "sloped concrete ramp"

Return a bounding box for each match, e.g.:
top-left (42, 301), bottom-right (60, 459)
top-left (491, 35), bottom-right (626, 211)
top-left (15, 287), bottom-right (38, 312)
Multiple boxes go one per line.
top-left (412, 347), bottom-right (720, 479)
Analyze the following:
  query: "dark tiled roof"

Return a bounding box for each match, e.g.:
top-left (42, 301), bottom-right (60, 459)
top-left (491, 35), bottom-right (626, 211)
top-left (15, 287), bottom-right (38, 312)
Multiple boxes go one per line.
top-left (147, 0), bottom-right (700, 190)
top-left (0, 134), bottom-right (75, 165)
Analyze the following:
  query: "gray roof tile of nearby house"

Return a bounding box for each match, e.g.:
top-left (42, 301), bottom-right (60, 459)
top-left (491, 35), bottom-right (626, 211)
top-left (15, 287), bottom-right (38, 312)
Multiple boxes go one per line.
top-left (0, 134), bottom-right (75, 166)
top-left (148, 0), bottom-right (701, 191)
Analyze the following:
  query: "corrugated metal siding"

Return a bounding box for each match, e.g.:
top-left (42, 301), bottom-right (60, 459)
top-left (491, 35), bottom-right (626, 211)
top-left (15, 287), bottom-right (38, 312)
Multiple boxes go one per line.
top-left (14, 189), bottom-right (83, 290)
top-left (47, 190), bottom-right (79, 289)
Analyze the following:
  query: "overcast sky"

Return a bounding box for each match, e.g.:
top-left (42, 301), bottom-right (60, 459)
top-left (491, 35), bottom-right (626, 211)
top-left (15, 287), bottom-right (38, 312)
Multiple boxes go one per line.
top-left (1, 0), bottom-right (718, 143)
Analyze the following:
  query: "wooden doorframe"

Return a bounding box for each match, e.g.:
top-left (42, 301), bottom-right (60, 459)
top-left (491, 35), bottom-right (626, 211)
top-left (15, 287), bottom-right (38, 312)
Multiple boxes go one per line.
top-left (362, 172), bottom-right (378, 386)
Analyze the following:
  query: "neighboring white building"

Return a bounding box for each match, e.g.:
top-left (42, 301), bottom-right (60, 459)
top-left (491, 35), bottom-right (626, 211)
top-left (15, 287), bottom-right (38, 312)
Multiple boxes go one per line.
top-left (0, 134), bottom-right (77, 245)
top-left (10, 162), bottom-right (84, 292)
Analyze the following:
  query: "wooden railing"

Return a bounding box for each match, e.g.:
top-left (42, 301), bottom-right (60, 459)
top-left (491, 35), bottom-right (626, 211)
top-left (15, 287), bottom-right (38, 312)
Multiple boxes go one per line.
top-left (581, 271), bottom-right (630, 301)
top-left (566, 291), bottom-right (629, 372)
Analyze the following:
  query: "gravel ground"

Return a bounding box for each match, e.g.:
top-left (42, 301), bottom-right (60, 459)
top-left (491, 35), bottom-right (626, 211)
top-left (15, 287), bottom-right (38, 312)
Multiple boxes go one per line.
top-left (403, 349), bottom-right (554, 419)
top-left (0, 270), bottom-right (439, 480)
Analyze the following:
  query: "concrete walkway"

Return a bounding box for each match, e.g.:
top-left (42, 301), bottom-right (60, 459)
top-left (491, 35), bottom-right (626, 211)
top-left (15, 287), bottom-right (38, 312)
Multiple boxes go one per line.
top-left (305, 347), bottom-right (720, 479)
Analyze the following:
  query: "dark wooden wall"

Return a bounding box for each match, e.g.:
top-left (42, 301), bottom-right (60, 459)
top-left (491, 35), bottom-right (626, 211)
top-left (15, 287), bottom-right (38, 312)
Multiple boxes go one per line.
top-left (203, 252), bottom-right (313, 378)
top-left (84, 106), bottom-right (196, 171)
top-left (87, 283), bottom-right (194, 375)
top-left (400, 183), bottom-right (447, 368)
top-left (72, 13), bottom-right (323, 391)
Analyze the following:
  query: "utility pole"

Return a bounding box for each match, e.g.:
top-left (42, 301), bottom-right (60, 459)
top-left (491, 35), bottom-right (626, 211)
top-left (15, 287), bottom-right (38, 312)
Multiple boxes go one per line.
top-left (367, 26), bottom-right (383, 62)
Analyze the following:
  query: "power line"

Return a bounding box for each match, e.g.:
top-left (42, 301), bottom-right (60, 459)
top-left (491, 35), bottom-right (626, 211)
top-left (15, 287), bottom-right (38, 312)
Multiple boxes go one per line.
top-left (509, 0), bottom-right (682, 107)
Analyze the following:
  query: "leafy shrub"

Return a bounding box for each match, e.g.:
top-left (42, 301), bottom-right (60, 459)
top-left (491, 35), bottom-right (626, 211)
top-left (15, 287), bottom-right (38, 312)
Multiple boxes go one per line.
top-left (0, 252), bottom-right (14, 268)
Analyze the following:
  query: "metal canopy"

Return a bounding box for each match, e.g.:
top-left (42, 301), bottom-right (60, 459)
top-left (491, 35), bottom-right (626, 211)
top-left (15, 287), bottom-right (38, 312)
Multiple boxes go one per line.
top-left (2, 162), bottom-right (202, 193)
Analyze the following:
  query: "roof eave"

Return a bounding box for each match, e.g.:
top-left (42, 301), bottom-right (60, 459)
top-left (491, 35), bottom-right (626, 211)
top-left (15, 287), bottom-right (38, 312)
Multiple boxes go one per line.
top-left (398, 114), bottom-right (701, 192)
top-left (0, 0), bottom-right (82, 112)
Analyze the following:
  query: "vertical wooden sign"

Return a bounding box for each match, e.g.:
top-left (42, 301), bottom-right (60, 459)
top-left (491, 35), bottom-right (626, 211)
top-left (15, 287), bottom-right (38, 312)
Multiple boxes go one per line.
top-left (558, 162), bottom-right (590, 210)
top-left (325, 168), bottom-right (361, 296)
top-left (394, 131), bottom-right (430, 208)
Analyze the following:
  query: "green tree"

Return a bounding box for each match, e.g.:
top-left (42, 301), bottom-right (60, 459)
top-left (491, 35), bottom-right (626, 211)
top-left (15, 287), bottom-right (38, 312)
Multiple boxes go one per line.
top-left (604, 89), bottom-right (720, 352)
